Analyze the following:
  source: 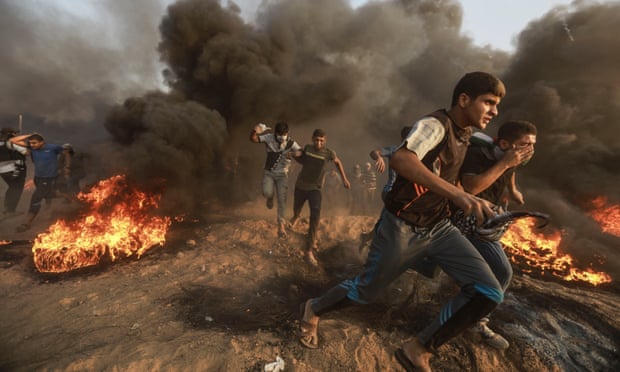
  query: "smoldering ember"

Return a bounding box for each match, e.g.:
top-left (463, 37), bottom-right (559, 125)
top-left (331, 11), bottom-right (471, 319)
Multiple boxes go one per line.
top-left (1, 0), bottom-right (619, 371)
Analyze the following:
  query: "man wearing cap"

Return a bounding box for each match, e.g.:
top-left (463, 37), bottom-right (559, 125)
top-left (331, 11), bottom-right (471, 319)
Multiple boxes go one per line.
top-left (0, 128), bottom-right (28, 215)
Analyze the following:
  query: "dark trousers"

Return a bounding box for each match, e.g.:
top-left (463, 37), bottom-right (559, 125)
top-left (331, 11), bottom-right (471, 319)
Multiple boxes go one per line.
top-left (1, 171), bottom-right (26, 213)
top-left (292, 188), bottom-right (322, 245)
top-left (28, 177), bottom-right (57, 215)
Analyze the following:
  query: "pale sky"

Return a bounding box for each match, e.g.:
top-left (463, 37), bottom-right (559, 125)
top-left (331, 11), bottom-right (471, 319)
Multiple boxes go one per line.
top-left (50, 0), bottom-right (581, 52)
top-left (349, 0), bottom-right (578, 51)
top-left (456, 0), bottom-right (578, 51)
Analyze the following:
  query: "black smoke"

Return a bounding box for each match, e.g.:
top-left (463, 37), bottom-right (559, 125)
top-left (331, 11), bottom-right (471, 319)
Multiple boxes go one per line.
top-left (103, 92), bottom-right (227, 213)
top-left (3, 0), bottom-right (618, 275)
top-left (497, 1), bottom-right (620, 274)
top-left (0, 0), bottom-right (165, 144)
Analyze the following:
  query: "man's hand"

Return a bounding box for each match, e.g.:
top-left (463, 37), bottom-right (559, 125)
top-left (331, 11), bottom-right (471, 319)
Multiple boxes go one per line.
top-left (342, 178), bottom-right (351, 189)
top-left (374, 156), bottom-right (386, 173)
top-left (501, 147), bottom-right (534, 168)
top-left (452, 191), bottom-right (496, 226)
top-left (254, 123), bottom-right (270, 134)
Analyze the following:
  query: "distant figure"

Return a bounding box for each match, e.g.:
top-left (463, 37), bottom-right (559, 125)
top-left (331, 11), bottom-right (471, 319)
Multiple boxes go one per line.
top-left (369, 126), bottom-right (412, 202)
top-left (250, 122), bottom-right (301, 238)
top-left (0, 127), bottom-right (28, 215)
top-left (56, 143), bottom-right (89, 201)
top-left (348, 164), bottom-right (364, 215)
top-left (361, 161), bottom-right (377, 213)
top-left (290, 129), bottom-right (351, 265)
top-left (322, 168), bottom-right (344, 214)
top-left (16, 134), bottom-right (70, 232)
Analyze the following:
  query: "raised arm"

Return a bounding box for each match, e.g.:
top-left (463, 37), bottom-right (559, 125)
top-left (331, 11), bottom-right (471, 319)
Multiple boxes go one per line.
top-left (461, 147), bottom-right (528, 196)
top-left (9, 133), bottom-right (32, 147)
top-left (250, 123), bottom-right (270, 143)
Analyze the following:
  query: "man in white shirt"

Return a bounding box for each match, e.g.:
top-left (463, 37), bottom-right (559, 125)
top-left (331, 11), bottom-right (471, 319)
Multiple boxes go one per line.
top-left (250, 122), bottom-right (301, 238)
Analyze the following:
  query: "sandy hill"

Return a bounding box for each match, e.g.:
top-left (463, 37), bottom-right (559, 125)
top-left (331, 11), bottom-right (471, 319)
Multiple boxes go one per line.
top-left (1, 209), bottom-right (619, 371)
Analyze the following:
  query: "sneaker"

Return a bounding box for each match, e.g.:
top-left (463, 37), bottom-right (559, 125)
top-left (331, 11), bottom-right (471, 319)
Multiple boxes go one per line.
top-left (469, 318), bottom-right (509, 350)
top-left (266, 197), bottom-right (274, 209)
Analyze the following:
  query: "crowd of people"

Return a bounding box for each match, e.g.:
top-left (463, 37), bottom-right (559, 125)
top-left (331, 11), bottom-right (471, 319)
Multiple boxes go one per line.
top-left (0, 129), bottom-right (89, 231)
top-left (2, 70), bottom-right (537, 371)
top-left (251, 71), bottom-right (537, 371)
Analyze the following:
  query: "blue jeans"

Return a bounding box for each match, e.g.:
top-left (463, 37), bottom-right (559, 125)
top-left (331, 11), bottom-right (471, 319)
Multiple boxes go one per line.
top-left (468, 236), bottom-right (513, 291)
top-left (262, 170), bottom-right (289, 224)
top-left (338, 208), bottom-right (502, 350)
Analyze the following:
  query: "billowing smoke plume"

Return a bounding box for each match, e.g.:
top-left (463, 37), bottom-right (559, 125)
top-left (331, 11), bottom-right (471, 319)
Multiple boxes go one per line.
top-left (157, 0), bottom-right (507, 137)
top-left (134, 0), bottom-right (508, 204)
top-left (0, 0), bottom-right (165, 143)
top-left (104, 92), bottom-right (227, 213)
top-left (497, 1), bottom-right (620, 274)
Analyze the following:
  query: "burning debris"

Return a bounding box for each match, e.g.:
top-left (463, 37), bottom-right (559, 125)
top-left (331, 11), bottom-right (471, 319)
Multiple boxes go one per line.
top-left (32, 175), bottom-right (171, 273)
top-left (588, 196), bottom-right (620, 237)
top-left (501, 218), bottom-right (612, 286)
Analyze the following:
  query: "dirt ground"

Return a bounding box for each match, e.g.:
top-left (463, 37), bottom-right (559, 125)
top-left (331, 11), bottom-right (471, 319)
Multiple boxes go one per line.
top-left (1, 197), bottom-right (619, 372)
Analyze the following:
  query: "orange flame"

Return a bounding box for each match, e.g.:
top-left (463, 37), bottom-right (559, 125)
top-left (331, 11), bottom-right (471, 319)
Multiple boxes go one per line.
top-left (501, 219), bottom-right (612, 286)
top-left (32, 175), bottom-right (171, 273)
top-left (588, 196), bottom-right (620, 237)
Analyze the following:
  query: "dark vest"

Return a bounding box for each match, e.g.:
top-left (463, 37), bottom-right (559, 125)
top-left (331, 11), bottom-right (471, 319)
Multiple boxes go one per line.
top-left (384, 109), bottom-right (472, 227)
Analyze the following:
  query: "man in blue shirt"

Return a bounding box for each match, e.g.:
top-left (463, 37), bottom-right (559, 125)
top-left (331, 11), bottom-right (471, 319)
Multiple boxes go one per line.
top-left (16, 134), bottom-right (69, 232)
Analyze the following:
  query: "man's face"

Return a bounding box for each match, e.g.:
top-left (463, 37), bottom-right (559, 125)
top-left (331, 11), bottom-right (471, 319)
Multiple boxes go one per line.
top-left (462, 93), bottom-right (501, 130)
top-left (313, 135), bottom-right (326, 150)
top-left (29, 139), bottom-right (44, 150)
top-left (276, 131), bottom-right (289, 142)
top-left (511, 134), bottom-right (536, 164)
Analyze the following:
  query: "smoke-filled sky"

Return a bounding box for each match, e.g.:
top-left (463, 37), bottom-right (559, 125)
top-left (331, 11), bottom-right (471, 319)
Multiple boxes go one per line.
top-left (1, 0), bottom-right (619, 274)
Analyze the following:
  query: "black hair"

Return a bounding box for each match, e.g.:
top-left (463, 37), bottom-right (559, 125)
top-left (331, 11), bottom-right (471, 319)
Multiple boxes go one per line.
top-left (312, 129), bottom-right (326, 138)
top-left (28, 133), bottom-right (44, 142)
top-left (274, 122), bottom-right (289, 135)
top-left (451, 72), bottom-right (506, 107)
top-left (497, 120), bottom-right (537, 142)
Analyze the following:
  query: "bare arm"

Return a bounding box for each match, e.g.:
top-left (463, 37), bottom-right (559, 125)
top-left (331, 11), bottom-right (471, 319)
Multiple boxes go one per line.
top-left (507, 171), bottom-right (524, 205)
top-left (391, 147), bottom-right (494, 224)
top-left (8, 134), bottom-right (32, 147)
top-left (62, 151), bottom-right (72, 177)
top-left (333, 157), bottom-right (351, 189)
top-left (369, 149), bottom-right (386, 173)
top-left (461, 148), bottom-right (528, 196)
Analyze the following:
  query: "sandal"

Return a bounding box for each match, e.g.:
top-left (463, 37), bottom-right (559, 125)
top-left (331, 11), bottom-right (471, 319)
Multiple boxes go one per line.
top-left (299, 299), bottom-right (319, 349)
